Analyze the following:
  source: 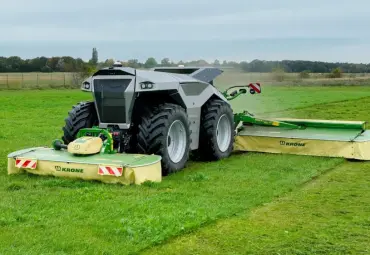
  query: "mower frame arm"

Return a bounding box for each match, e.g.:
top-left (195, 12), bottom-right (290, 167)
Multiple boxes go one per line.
top-left (222, 84), bottom-right (261, 101)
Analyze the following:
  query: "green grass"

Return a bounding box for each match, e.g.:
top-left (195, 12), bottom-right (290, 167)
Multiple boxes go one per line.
top-left (282, 96), bottom-right (370, 121)
top-left (0, 155), bottom-right (342, 254)
top-left (145, 160), bottom-right (370, 255)
top-left (230, 85), bottom-right (370, 115)
top-left (0, 87), bottom-right (370, 254)
top-left (214, 69), bottom-right (370, 88)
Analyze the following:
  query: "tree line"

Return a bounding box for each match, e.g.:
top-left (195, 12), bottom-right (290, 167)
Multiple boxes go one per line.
top-left (1, 49), bottom-right (369, 74)
top-left (239, 60), bottom-right (370, 73)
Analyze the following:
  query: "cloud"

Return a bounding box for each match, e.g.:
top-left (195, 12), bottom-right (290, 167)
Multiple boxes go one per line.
top-left (1, 0), bottom-right (369, 41)
top-left (0, 0), bottom-right (369, 62)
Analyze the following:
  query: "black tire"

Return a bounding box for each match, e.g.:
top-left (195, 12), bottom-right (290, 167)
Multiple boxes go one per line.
top-left (136, 103), bottom-right (191, 175)
top-left (197, 98), bottom-right (235, 160)
top-left (62, 101), bottom-right (98, 144)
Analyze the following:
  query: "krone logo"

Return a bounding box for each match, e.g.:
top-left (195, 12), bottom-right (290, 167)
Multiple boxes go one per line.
top-left (74, 144), bottom-right (80, 150)
top-left (280, 140), bottom-right (305, 147)
top-left (54, 165), bottom-right (84, 173)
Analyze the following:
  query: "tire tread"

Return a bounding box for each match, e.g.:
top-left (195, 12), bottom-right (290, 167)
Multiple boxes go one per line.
top-left (136, 103), bottom-right (190, 175)
top-left (198, 98), bottom-right (235, 160)
top-left (61, 101), bottom-right (97, 144)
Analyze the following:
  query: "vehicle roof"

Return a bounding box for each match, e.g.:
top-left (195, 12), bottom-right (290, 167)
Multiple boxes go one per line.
top-left (92, 66), bottom-right (223, 84)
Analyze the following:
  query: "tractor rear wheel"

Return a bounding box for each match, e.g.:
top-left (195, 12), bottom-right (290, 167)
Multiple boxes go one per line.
top-left (197, 98), bottom-right (235, 160)
top-left (62, 101), bottom-right (98, 144)
top-left (136, 103), bottom-right (191, 175)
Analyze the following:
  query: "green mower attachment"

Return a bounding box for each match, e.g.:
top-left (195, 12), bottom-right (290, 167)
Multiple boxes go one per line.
top-left (234, 111), bottom-right (304, 130)
top-left (221, 82), bottom-right (370, 161)
top-left (7, 126), bottom-right (162, 185)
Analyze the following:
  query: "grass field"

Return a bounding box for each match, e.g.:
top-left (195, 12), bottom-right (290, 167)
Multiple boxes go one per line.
top-left (146, 160), bottom-right (370, 255)
top-left (1, 69), bottom-right (370, 90)
top-left (214, 69), bottom-right (370, 88)
top-left (1, 85), bottom-right (370, 254)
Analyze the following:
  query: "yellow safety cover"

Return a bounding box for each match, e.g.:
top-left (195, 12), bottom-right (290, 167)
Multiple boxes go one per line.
top-left (67, 136), bottom-right (103, 155)
top-left (8, 157), bottom-right (162, 185)
top-left (234, 135), bottom-right (370, 160)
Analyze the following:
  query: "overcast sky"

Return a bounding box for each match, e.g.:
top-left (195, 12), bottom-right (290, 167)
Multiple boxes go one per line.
top-left (0, 0), bottom-right (369, 63)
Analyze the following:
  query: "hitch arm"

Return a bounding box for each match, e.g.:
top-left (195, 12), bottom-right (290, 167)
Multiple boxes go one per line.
top-left (234, 112), bottom-right (303, 130)
top-left (222, 84), bottom-right (261, 101)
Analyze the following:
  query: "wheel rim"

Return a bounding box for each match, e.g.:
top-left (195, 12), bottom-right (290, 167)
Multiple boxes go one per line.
top-left (167, 120), bottom-right (187, 163)
top-left (216, 114), bottom-right (232, 152)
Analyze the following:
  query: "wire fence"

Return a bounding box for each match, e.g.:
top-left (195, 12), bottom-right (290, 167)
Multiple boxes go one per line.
top-left (0, 72), bottom-right (78, 90)
top-left (1, 71), bottom-right (370, 90)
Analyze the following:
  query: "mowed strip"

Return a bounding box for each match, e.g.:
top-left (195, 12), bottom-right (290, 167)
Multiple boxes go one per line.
top-left (143, 161), bottom-right (370, 255)
top-left (142, 96), bottom-right (370, 255)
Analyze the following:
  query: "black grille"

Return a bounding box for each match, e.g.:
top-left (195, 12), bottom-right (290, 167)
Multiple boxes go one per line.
top-left (93, 79), bottom-right (131, 123)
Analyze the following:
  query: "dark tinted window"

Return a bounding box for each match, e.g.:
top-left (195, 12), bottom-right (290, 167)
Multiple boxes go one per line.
top-left (93, 79), bottom-right (131, 123)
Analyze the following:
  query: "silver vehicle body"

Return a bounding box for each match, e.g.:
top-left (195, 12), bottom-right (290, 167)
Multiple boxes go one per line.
top-left (81, 66), bottom-right (229, 150)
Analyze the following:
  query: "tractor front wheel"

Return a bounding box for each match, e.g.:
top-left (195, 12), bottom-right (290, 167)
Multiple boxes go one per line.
top-left (61, 101), bottom-right (98, 144)
top-left (198, 98), bottom-right (235, 160)
top-left (136, 103), bottom-right (191, 175)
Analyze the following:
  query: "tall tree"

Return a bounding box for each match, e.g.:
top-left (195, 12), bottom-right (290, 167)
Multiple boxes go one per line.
top-left (144, 57), bottom-right (158, 68)
top-left (103, 58), bottom-right (115, 67)
top-left (90, 48), bottom-right (98, 66)
top-left (161, 58), bottom-right (171, 66)
top-left (127, 59), bottom-right (140, 68)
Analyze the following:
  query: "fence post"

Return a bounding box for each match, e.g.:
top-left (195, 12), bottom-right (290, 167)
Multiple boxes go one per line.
top-left (6, 74), bottom-right (9, 89)
top-left (37, 74), bottom-right (39, 87)
top-left (21, 73), bottom-right (24, 88)
top-left (64, 74), bottom-right (66, 87)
